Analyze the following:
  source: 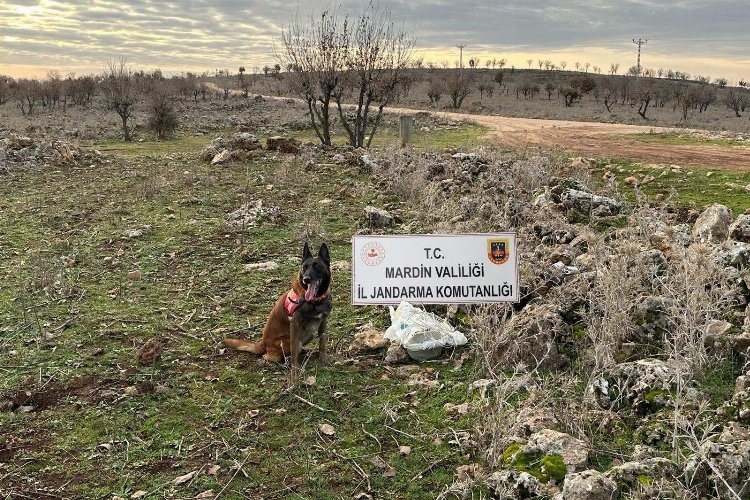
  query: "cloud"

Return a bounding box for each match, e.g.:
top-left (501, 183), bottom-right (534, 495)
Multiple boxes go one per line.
top-left (0, 0), bottom-right (747, 80)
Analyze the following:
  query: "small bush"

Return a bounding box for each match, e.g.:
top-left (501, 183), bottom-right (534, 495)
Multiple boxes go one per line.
top-left (147, 88), bottom-right (179, 140)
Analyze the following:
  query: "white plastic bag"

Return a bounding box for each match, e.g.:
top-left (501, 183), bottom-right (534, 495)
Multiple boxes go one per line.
top-left (384, 301), bottom-right (468, 360)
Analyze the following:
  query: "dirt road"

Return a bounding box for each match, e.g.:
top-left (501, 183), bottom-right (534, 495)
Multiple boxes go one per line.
top-left (390, 107), bottom-right (750, 171)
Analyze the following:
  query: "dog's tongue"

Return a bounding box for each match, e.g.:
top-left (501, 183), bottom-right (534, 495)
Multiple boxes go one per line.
top-left (305, 281), bottom-right (318, 301)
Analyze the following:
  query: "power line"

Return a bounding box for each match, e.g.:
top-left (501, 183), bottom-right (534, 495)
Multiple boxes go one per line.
top-left (633, 38), bottom-right (647, 76)
top-left (456, 44), bottom-right (466, 71)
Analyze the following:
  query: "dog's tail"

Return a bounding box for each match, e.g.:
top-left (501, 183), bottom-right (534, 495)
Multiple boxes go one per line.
top-left (224, 338), bottom-right (265, 354)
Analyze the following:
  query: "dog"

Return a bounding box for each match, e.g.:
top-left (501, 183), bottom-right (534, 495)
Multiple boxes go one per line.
top-left (224, 242), bottom-right (332, 380)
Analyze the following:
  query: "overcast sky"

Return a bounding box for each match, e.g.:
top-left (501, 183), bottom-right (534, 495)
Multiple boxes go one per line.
top-left (1, 0), bottom-right (749, 82)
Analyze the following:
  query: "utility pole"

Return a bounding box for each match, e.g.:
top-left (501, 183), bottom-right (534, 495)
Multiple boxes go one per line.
top-left (632, 38), bottom-right (647, 77)
top-left (456, 44), bottom-right (466, 72)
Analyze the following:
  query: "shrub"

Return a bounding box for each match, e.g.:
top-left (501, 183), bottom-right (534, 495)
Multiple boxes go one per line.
top-left (147, 87), bottom-right (179, 139)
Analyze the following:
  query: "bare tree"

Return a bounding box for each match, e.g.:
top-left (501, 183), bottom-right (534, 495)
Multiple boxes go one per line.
top-left (334, 5), bottom-right (414, 147)
top-left (544, 82), bottom-right (555, 99)
top-left (0, 75), bottom-right (10, 105)
top-left (609, 63), bottom-right (619, 75)
top-left (427, 80), bottom-right (444, 104)
top-left (447, 75), bottom-right (471, 108)
top-left (281, 8), bottom-right (349, 146)
top-left (633, 82), bottom-right (652, 119)
top-left (101, 59), bottom-right (143, 141)
top-left (281, 4), bottom-right (414, 148)
top-left (723, 88), bottom-right (746, 117)
top-left (560, 61), bottom-right (567, 70)
top-left (11, 78), bottom-right (40, 116)
top-left (596, 79), bottom-right (618, 112)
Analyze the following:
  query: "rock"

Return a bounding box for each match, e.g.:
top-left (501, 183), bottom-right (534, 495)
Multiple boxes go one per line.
top-left (266, 136), bottom-right (300, 154)
top-left (230, 132), bottom-right (261, 151)
top-left (243, 261), bottom-right (278, 272)
top-left (360, 154), bottom-right (379, 172)
top-left (211, 149), bottom-right (232, 165)
top-left (591, 358), bottom-right (688, 411)
top-left (137, 338), bottom-right (163, 366)
top-left (560, 470), bottom-right (617, 500)
top-left (444, 402), bottom-right (470, 416)
top-left (714, 241), bottom-right (750, 269)
top-left (486, 469), bottom-right (547, 498)
top-left (729, 214), bottom-right (750, 242)
top-left (125, 225), bottom-right (153, 239)
top-left (606, 457), bottom-right (676, 488)
top-left (623, 176), bottom-right (638, 186)
top-left (384, 343), bottom-right (409, 364)
top-left (704, 320), bottom-right (734, 348)
top-left (498, 304), bottom-right (570, 371)
top-left (348, 329), bottom-right (387, 353)
top-left (733, 331), bottom-right (750, 354)
top-left (692, 204), bottom-right (732, 243)
top-left (524, 429), bottom-right (588, 472)
top-left (560, 189), bottom-right (621, 216)
top-left (226, 200), bottom-right (278, 227)
top-left (452, 152), bottom-right (478, 162)
top-left (456, 463), bottom-right (485, 482)
top-left (364, 206), bottom-right (394, 227)
top-left (684, 423), bottom-right (750, 496)
top-left (198, 145), bottom-right (218, 161)
top-left (467, 378), bottom-right (496, 399)
top-left (630, 295), bottom-right (678, 344)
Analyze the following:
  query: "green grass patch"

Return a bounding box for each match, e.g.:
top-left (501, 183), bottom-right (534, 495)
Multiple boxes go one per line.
top-left (592, 160), bottom-right (750, 214)
top-left (286, 122), bottom-right (489, 150)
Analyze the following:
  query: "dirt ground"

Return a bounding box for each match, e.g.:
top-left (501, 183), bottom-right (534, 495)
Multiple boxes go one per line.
top-left (413, 109), bottom-right (750, 171)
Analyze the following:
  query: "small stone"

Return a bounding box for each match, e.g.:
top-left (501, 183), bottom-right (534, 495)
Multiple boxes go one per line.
top-left (349, 329), bottom-right (387, 353)
top-left (364, 206), bottom-right (394, 227)
top-left (318, 423), bottom-right (336, 436)
top-left (384, 343), bottom-right (410, 364)
top-left (561, 470), bottom-right (617, 500)
top-left (243, 261), bottom-right (278, 272)
top-left (211, 149), bottom-right (232, 165)
top-left (137, 338), bottom-right (163, 366)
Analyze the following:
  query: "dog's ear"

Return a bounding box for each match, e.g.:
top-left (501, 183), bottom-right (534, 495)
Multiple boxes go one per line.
top-left (318, 243), bottom-right (330, 266)
top-left (302, 241), bottom-right (313, 261)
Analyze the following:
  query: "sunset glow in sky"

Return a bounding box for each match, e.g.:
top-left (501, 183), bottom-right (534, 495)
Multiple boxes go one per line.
top-left (1, 0), bottom-right (748, 82)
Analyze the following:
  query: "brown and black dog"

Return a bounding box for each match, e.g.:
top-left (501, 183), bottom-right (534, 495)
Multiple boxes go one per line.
top-left (224, 242), bottom-right (332, 380)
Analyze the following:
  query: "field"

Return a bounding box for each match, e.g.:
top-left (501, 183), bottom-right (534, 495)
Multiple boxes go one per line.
top-left (2, 80), bottom-right (750, 500)
top-left (0, 119), bottom-right (489, 498)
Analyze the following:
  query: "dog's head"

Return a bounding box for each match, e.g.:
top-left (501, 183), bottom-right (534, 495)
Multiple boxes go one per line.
top-left (299, 242), bottom-right (331, 301)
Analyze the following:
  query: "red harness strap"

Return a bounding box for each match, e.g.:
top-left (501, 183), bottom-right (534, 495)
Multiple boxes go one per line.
top-left (284, 290), bottom-right (304, 316)
top-left (283, 289), bottom-right (330, 316)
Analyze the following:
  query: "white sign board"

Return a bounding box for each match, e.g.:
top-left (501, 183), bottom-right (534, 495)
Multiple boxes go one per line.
top-left (351, 233), bottom-right (519, 305)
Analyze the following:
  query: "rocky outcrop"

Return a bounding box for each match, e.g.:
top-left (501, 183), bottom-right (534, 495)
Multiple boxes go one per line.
top-left (692, 204), bottom-right (732, 243)
top-left (363, 206), bottom-right (394, 227)
top-left (729, 214), bottom-right (750, 243)
top-left (266, 136), bottom-right (300, 154)
top-left (591, 358), bottom-right (689, 411)
top-left (559, 470), bottom-right (618, 500)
